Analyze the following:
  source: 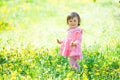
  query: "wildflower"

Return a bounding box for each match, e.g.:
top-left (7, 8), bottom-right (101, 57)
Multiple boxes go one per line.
top-left (0, 20), bottom-right (2, 25)
top-left (26, 75), bottom-right (31, 80)
top-left (64, 78), bottom-right (70, 80)
top-left (56, 68), bottom-right (61, 72)
top-left (95, 72), bottom-right (100, 76)
top-left (83, 65), bottom-right (88, 69)
top-left (10, 71), bottom-right (17, 80)
top-left (94, 64), bottom-right (98, 67)
top-left (3, 74), bottom-right (7, 79)
top-left (18, 68), bottom-right (22, 72)
top-left (67, 71), bottom-right (74, 78)
top-left (57, 65), bottom-right (61, 67)
top-left (83, 73), bottom-right (88, 80)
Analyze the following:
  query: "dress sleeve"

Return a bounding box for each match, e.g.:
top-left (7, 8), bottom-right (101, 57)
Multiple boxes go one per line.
top-left (74, 29), bottom-right (83, 44)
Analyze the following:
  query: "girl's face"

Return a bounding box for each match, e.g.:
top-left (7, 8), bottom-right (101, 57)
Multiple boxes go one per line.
top-left (68, 17), bottom-right (78, 28)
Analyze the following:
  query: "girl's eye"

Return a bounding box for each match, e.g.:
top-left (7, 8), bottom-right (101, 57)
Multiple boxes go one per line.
top-left (74, 20), bottom-right (76, 22)
top-left (69, 21), bottom-right (72, 22)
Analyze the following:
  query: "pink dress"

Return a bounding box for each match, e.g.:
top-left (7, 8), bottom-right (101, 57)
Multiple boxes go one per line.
top-left (60, 27), bottom-right (83, 60)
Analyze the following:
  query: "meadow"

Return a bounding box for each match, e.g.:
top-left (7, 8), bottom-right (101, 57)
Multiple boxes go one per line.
top-left (0, 0), bottom-right (120, 80)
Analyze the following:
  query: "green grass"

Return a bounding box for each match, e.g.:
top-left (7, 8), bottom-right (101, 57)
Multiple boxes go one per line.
top-left (0, 0), bottom-right (120, 80)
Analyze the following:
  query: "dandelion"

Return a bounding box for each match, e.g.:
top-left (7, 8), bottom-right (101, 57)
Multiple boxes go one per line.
top-left (21, 76), bottom-right (25, 80)
top-left (3, 63), bottom-right (7, 67)
top-left (3, 74), bottom-right (7, 79)
top-left (18, 68), bottom-right (22, 72)
top-left (11, 71), bottom-right (17, 77)
top-left (34, 78), bottom-right (38, 80)
top-left (10, 71), bottom-right (17, 80)
top-left (95, 72), bottom-right (100, 76)
top-left (83, 65), bottom-right (88, 69)
top-left (94, 64), bottom-right (98, 67)
top-left (64, 78), bottom-right (70, 80)
top-left (6, 26), bottom-right (14, 30)
top-left (0, 20), bottom-right (2, 25)
top-left (67, 71), bottom-right (74, 78)
top-left (26, 75), bottom-right (31, 80)
top-left (83, 73), bottom-right (88, 80)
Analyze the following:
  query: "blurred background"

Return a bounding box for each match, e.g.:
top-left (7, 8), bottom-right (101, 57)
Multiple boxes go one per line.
top-left (0, 0), bottom-right (120, 49)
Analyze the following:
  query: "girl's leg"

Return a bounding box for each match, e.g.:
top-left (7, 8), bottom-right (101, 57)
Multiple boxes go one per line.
top-left (69, 57), bottom-right (76, 69)
top-left (73, 56), bottom-right (80, 71)
top-left (74, 60), bottom-right (80, 71)
top-left (69, 56), bottom-right (80, 71)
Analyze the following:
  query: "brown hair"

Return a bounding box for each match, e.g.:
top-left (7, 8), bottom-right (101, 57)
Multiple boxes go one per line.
top-left (67, 12), bottom-right (81, 26)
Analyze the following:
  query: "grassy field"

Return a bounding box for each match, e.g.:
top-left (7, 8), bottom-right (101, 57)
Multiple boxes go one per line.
top-left (0, 0), bottom-right (120, 80)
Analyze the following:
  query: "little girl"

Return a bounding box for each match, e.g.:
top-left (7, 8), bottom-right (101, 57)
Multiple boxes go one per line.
top-left (57, 12), bottom-right (83, 71)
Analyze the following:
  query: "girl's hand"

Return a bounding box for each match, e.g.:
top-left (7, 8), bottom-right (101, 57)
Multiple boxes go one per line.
top-left (57, 39), bottom-right (62, 44)
top-left (70, 41), bottom-right (76, 46)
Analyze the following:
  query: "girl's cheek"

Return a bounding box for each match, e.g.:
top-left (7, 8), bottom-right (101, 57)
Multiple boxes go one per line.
top-left (68, 23), bottom-right (71, 25)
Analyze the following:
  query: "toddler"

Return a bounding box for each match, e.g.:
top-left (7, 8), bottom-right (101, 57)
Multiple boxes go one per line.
top-left (57, 12), bottom-right (83, 71)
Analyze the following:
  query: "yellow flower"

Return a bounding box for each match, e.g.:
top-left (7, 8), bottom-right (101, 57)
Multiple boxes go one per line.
top-left (0, 20), bottom-right (2, 25)
top-left (3, 74), bottom-right (7, 79)
top-left (57, 65), bottom-right (61, 67)
top-left (95, 72), bottom-right (100, 76)
top-left (84, 65), bottom-right (88, 69)
top-left (3, 63), bottom-right (7, 67)
top-left (10, 71), bottom-right (17, 80)
top-left (64, 78), bottom-right (70, 80)
top-left (10, 76), bottom-right (16, 80)
top-left (94, 64), bottom-right (98, 67)
top-left (83, 73), bottom-right (88, 80)
top-left (18, 68), bottom-right (22, 72)
top-left (26, 75), bottom-right (31, 80)
top-left (11, 71), bottom-right (17, 77)
top-left (67, 71), bottom-right (74, 78)
top-left (33, 78), bottom-right (38, 80)
top-left (56, 68), bottom-right (61, 72)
